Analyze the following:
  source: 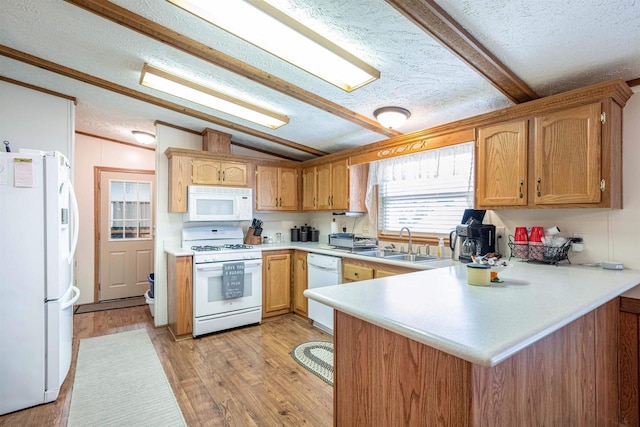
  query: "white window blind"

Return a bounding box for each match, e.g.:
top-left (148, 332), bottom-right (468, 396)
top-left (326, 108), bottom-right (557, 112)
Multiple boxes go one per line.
top-left (367, 142), bottom-right (474, 236)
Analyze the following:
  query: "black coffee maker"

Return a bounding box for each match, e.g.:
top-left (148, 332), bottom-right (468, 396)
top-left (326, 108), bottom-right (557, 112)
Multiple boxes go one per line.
top-left (449, 209), bottom-right (496, 262)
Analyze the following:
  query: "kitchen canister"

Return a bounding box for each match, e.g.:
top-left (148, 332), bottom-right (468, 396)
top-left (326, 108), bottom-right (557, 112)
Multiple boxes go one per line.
top-left (290, 226), bottom-right (300, 242)
top-left (311, 229), bottom-right (319, 242)
top-left (467, 263), bottom-right (491, 286)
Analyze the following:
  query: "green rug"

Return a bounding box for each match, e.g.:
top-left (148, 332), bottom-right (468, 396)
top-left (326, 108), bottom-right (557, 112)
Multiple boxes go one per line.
top-left (291, 341), bottom-right (334, 386)
top-left (68, 329), bottom-right (186, 427)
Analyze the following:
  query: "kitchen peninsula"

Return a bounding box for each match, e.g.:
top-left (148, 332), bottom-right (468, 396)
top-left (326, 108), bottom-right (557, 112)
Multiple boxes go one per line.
top-left (305, 263), bottom-right (640, 426)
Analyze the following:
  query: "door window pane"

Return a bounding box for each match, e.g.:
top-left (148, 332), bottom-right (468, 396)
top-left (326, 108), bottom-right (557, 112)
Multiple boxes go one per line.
top-left (109, 179), bottom-right (153, 240)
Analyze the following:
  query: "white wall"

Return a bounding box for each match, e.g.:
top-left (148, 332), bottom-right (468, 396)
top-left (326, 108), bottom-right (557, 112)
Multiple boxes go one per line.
top-left (0, 80), bottom-right (74, 159)
top-left (153, 124), bottom-right (202, 326)
top-left (492, 87), bottom-right (640, 268)
top-left (73, 134), bottom-right (155, 304)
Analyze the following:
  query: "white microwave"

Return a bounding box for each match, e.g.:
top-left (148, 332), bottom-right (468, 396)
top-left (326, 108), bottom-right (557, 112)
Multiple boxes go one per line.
top-left (185, 186), bottom-right (253, 222)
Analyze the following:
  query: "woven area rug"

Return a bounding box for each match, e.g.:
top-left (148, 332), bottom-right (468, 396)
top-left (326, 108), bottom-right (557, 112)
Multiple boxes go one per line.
top-left (74, 296), bottom-right (146, 314)
top-left (68, 329), bottom-right (186, 427)
top-left (291, 341), bottom-right (334, 386)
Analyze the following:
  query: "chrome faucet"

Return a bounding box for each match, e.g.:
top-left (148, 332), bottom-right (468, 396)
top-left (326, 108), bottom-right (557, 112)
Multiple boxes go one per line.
top-left (399, 227), bottom-right (412, 254)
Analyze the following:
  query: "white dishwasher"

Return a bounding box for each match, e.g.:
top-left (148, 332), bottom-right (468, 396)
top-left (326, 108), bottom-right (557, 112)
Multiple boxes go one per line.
top-left (307, 253), bottom-right (342, 334)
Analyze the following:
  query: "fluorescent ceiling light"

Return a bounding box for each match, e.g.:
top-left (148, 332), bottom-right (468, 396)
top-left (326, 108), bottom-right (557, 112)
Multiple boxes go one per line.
top-left (140, 64), bottom-right (289, 129)
top-left (374, 107), bottom-right (411, 129)
top-left (167, 0), bottom-right (380, 92)
top-left (131, 130), bottom-right (156, 145)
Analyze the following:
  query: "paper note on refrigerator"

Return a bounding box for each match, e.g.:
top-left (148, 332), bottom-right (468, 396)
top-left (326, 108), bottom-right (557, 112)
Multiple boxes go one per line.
top-left (14, 158), bottom-right (34, 187)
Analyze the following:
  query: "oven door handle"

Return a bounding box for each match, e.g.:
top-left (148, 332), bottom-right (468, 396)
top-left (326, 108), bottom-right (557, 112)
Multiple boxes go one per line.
top-left (195, 260), bottom-right (263, 271)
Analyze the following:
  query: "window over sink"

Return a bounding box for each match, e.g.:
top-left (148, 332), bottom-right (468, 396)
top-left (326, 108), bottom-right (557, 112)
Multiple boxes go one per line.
top-left (367, 142), bottom-right (474, 237)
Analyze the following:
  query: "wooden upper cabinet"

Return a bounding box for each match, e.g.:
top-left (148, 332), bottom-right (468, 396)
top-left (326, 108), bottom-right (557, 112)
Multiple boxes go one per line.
top-left (475, 100), bottom-right (622, 209)
top-left (255, 165), bottom-right (298, 211)
top-left (302, 167), bottom-right (317, 210)
top-left (316, 163), bottom-right (332, 210)
top-left (533, 103), bottom-right (602, 205)
top-left (476, 120), bottom-right (528, 207)
top-left (255, 165), bottom-right (279, 210)
top-left (192, 159), bottom-right (248, 186)
top-left (331, 159), bottom-right (349, 210)
top-left (279, 167), bottom-right (298, 210)
top-left (312, 159), bottom-right (367, 212)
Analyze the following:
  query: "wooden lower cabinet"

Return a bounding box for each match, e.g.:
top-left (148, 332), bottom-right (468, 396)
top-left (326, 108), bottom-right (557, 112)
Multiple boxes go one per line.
top-left (343, 259), bottom-right (418, 282)
top-left (292, 251), bottom-right (308, 317)
top-left (262, 250), bottom-right (291, 318)
top-left (343, 262), bottom-right (373, 282)
top-left (619, 296), bottom-right (640, 426)
top-left (334, 299), bottom-right (620, 426)
top-left (166, 254), bottom-right (193, 340)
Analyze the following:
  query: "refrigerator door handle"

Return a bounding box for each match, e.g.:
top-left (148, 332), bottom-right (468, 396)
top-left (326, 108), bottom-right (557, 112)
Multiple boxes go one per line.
top-left (61, 285), bottom-right (80, 310)
top-left (67, 180), bottom-right (79, 264)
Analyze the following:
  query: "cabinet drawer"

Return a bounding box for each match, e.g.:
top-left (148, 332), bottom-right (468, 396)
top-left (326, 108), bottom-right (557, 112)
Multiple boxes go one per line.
top-left (343, 264), bottom-right (373, 282)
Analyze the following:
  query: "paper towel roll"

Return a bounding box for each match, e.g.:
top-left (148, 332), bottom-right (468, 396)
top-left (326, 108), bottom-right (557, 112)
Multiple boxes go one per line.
top-left (330, 218), bottom-right (339, 234)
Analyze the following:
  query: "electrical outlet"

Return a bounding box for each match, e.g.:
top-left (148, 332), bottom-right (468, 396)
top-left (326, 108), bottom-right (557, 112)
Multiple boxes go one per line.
top-left (495, 226), bottom-right (506, 239)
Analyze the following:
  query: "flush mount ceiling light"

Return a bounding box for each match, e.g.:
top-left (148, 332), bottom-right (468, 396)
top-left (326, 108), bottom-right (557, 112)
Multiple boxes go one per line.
top-left (374, 107), bottom-right (411, 129)
top-left (140, 64), bottom-right (289, 129)
top-left (131, 130), bottom-right (156, 145)
top-left (167, 0), bottom-right (380, 92)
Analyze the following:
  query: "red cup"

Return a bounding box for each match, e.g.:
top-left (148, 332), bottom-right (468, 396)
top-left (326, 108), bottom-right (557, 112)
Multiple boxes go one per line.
top-left (514, 227), bottom-right (528, 242)
top-left (529, 226), bottom-right (544, 243)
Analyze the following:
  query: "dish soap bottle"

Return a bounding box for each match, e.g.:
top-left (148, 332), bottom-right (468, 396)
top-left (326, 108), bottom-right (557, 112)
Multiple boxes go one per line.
top-left (437, 237), bottom-right (445, 258)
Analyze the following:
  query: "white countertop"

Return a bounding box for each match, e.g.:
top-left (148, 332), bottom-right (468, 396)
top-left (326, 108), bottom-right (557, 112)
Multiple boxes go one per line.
top-left (304, 262), bottom-right (640, 367)
top-left (164, 241), bottom-right (457, 270)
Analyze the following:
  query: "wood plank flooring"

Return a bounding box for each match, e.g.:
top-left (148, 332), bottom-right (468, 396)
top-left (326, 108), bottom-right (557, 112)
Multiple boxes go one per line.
top-left (0, 307), bottom-right (333, 427)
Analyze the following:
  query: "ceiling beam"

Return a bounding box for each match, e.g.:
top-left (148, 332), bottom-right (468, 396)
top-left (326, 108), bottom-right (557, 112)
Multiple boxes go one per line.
top-left (627, 77), bottom-right (640, 87)
top-left (0, 45), bottom-right (327, 157)
top-left (63, 0), bottom-right (400, 138)
top-left (385, 0), bottom-right (539, 104)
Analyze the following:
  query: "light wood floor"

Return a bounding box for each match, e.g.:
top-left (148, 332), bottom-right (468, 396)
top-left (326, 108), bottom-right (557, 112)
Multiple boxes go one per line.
top-left (0, 307), bottom-right (334, 426)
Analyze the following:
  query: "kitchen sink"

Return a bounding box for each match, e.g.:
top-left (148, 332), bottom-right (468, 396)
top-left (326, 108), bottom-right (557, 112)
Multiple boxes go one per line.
top-left (355, 250), bottom-right (440, 263)
top-left (384, 254), bottom-right (440, 262)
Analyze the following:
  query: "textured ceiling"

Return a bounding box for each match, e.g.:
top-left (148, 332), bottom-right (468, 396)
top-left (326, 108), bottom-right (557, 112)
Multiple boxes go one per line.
top-left (1, 0), bottom-right (638, 160)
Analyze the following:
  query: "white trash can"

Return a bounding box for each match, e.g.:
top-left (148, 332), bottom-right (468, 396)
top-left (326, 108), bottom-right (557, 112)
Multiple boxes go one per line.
top-left (144, 289), bottom-right (155, 318)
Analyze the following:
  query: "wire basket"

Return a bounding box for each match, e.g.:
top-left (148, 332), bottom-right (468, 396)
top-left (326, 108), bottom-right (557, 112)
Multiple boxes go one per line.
top-left (508, 240), bottom-right (572, 265)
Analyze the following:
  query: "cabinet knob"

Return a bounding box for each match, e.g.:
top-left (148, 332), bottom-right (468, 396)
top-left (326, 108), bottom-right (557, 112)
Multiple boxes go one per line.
top-left (279, 197), bottom-right (282, 207)
top-left (536, 178), bottom-right (541, 197)
top-left (217, 170), bottom-right (221, 181)
top-left (222, 171), bottom-right (225, 181)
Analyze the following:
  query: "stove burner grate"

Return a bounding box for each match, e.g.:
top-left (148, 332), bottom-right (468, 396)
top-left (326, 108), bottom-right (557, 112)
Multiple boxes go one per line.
top-left (190, 244), bottom-right (255, 252)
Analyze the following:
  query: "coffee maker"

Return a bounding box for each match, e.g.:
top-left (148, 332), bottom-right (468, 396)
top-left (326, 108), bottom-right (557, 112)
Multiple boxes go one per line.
top-left (449, 210), bottom-right (496, 262)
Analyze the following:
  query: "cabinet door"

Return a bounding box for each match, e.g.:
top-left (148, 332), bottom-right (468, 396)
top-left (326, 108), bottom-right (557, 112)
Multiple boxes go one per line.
top-left (220, 162), bottom-right (247, 186)
top-left (331, 159), bottom-right (349, 210)
top-left (302, 167), bottom-right (317, 211)
top-left (192, 159), bottom-right (221, 185)
top-left (263, 252), bottom-right (291, 317)
top-left (476, 120), bottom-right (528, 207)
top-left (293, 251), bottom-right (308, 316)
top-left (255, 165), bottom-right (279, 210)
top-left (167, 155), bottom-right (191, 212)
top-left (316, 163), bottom-right (332, 210)
top-left (534, 103), bottom-right (602, 205)
top-left (278, 167), bottom-right (298, 210)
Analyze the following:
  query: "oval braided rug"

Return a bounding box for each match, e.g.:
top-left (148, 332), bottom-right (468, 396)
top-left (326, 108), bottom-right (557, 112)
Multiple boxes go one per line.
top-left (290, 341), bottom-right (334, 386)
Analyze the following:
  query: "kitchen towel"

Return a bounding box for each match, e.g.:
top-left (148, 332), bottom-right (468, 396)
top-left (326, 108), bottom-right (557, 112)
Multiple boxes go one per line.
top-left (222, 262), bottom-right (245, 299)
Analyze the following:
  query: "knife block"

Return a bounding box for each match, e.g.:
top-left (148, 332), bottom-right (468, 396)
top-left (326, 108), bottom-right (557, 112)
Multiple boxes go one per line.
top-left (244, 227), bottom-right (262, 245)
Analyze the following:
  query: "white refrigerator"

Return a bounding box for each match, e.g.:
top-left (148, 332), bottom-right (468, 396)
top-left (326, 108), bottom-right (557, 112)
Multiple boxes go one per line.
top-left (0, 150), bottom-right (80, 415)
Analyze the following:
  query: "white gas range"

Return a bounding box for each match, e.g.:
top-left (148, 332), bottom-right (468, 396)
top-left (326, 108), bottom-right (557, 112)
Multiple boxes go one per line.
top-left (183, 226), bottom-right (263, 337)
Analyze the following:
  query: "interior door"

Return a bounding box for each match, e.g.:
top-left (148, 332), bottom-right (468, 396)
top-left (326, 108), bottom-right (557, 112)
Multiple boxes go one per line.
top-left (99, 171), bottom-right (155, 301)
